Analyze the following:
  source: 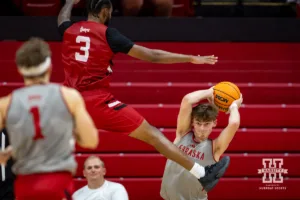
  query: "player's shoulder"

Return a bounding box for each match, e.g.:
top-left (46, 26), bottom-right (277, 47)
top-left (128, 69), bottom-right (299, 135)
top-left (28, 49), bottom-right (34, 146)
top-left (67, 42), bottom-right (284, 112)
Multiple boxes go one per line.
top-left (61, 86), bottom-right (81, 98)
top-left (60, 86), bottom-right (83, 112)
top-left (106, 27), bottom-right (122, 35)
top-left (62, 21), bottom-right (87, 33)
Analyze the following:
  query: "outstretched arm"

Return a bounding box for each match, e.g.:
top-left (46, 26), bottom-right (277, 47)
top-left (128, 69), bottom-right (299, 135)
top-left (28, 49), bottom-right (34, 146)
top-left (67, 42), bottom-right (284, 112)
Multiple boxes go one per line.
top-left (105, 28), bottom-right (218, 65)
top-left (128, 45), bottom-right (218, 65)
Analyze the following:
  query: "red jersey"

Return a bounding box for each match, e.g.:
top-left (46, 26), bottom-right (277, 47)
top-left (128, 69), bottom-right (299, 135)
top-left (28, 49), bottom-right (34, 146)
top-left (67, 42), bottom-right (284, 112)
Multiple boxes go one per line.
top-left (58, 20), bottom-right (144, 134)
top-left (62, 21), bottom-right (114, 91)
top-left (60, 20), bottom-right (133, 93)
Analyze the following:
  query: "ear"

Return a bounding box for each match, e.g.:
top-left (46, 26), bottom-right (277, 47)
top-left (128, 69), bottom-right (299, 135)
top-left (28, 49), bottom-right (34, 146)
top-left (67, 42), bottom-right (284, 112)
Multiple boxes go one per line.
top-left (17, 68), bottom-right (23, 76)
top-left (213, 119), bottom-right (217, 127)
top-left (47, 65), bottom-right (52, 75)
top-left (83, 169), bottom-right (87, 178)
top-left (103, 167), bottom-right (107, 176)
top-left (104, 8), bottom-right (110, 16)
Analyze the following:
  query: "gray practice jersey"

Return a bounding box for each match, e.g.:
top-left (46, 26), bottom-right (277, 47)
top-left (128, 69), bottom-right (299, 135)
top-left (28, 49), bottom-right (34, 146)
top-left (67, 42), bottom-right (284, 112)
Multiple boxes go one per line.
top-left (161, 131), bottom-right (216, 200)
top-left (5, 83), bottom-right (77, 175)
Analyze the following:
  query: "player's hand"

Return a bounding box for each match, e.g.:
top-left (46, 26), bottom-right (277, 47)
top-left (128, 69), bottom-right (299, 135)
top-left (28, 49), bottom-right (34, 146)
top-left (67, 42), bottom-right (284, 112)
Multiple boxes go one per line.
top-left (226, 94), bottom-right (243, 114)
top-left (190, 55), bottom-right (218, 65)
top-left (234, 94), bottom-right (243, 108)
top-left (0, 146), bottom-right (13, 165)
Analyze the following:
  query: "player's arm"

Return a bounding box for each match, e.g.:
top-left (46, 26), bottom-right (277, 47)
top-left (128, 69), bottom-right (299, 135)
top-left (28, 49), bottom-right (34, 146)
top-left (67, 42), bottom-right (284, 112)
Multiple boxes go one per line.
top-left (213, 95), bottom-right (243, 160)
top-left (106, 28), bottom-right (217, 65)
top-left (175, 88), bottom-right (214, 143)
top-left (61, 87), bottom-right (99, 149)
top-left (0, 99), bottom-right (4, 131)
top-left (57, 0), bottom-right (77, 35)
top-left (0, 96), bottom-right (13, 165)
top-left (0, 95), bottom-right (11, 131)
top-left (0, 146), bottom-right (13, 165)
top-left (57, 0), bottom-right (76, 26)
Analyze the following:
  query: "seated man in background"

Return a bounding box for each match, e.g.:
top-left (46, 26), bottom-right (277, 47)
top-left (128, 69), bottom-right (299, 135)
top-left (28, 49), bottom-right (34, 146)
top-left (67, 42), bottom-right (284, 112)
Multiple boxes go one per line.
top-left (73, 156), bottom-right (129, 200)
top-left (112, 0), bottom-right (173, 16)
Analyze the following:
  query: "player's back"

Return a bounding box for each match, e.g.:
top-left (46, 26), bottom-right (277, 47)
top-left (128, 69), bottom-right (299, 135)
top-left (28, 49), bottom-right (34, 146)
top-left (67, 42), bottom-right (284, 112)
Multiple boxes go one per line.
top-left (5, 83), bottom-right (77, 175)
top-left (62, 21), bottom-right (114, 92)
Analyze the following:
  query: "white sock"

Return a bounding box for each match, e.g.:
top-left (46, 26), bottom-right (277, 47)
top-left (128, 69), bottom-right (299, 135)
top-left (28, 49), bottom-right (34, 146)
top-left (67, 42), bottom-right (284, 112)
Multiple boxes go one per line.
top-left (190, 163), bottom-right (205, 179)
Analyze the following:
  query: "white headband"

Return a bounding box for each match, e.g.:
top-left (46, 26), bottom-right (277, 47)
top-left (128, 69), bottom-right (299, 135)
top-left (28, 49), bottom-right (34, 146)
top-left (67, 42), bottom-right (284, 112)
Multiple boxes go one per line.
top-left (18, 57), bottom-right (51, 76)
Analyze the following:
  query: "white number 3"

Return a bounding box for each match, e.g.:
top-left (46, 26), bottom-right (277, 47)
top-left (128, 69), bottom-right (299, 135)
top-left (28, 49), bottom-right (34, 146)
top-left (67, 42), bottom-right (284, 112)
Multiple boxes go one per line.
top-left (75, 36), bottom-right (90, 62)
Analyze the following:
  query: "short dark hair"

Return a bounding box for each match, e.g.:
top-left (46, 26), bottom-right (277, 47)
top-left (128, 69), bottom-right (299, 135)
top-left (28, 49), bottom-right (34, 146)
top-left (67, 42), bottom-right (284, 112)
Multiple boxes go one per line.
top-left (15, 37), bottom-right (51, 70)
top-left (84, 155), bottom-right (105, 169)
top-left (87, 0), bottom-right (112, 17)
top-left (192, 103), bottom-right (218, 122)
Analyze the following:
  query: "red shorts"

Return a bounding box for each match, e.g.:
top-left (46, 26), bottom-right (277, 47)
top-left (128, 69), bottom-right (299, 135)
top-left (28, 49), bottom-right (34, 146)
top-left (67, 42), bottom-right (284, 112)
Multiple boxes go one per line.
top-left (82, 90), bottom-right (144, 135)
top-left (15, 172), bottom-right (74, 200)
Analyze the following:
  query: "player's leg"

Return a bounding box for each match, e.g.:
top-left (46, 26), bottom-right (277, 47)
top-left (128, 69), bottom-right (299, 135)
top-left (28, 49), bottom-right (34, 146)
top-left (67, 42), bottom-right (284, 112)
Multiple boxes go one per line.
top-left (84, 96), bottom-right (194, 169)
top-left (130, 120), bottom-right (194, 170)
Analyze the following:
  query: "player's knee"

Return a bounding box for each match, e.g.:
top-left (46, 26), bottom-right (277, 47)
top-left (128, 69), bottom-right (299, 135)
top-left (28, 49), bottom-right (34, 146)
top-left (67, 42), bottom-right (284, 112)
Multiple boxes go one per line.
top-left (143, 126), bottom-right (167, 147)
top-left (130, 120), bottom-right (163, 146)
top-left (122, 0), bottom-right (143, 16)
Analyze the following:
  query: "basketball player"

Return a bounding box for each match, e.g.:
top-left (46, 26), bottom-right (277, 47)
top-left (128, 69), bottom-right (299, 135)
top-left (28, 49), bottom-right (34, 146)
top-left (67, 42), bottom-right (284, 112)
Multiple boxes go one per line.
top-left (58, 0), bottom-right (227, 192)
top-left (72, 156), bottom-right (129, 200)
top-left (0, 37), bottom-right (99, 200)
top-left (160, 87), bottom-right (243, 200)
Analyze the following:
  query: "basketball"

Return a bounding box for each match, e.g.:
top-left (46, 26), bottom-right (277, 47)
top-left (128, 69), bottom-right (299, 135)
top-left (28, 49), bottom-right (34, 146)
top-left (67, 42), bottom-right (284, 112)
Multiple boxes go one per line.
top-left (213, 81), bottom-right (241, 112)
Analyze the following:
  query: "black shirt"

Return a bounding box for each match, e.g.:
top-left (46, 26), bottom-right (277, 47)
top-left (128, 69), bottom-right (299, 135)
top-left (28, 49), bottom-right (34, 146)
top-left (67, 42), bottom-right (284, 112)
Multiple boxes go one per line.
top-left (58, 21), bottom-right (134, 54)
top-left (0, 129), bottom-right (15, 200)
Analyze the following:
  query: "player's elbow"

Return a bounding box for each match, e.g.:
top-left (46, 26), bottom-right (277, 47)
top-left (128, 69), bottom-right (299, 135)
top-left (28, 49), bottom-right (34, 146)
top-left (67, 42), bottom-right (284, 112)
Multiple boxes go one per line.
top-left (81, 139), bottom-right (98, 149)
top-left (147, 49), bottom-right (170, 63)
top-left (77, 128), bottom-right (99, 149)
top-left (228, 120), bottom-right (240, 130)
top-left (182, 94), bottom-right (194, 105)
top-left (87, 128), bottom-right (99, 149)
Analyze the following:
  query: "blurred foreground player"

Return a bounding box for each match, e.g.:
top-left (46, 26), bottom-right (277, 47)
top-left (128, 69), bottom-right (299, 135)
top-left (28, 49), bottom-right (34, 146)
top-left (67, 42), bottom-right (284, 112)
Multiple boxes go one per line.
top-left (58, 0), bottom-right (227, 192)
top-left (0, 38), bottom-right (98, 200)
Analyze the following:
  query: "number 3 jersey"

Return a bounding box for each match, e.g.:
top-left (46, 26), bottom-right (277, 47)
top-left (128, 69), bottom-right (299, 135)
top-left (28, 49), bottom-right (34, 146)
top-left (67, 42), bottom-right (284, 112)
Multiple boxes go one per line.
top-left (61, 21), bottom-right (134, 96)
top-left (5, 84), bottom-right (77, 175)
